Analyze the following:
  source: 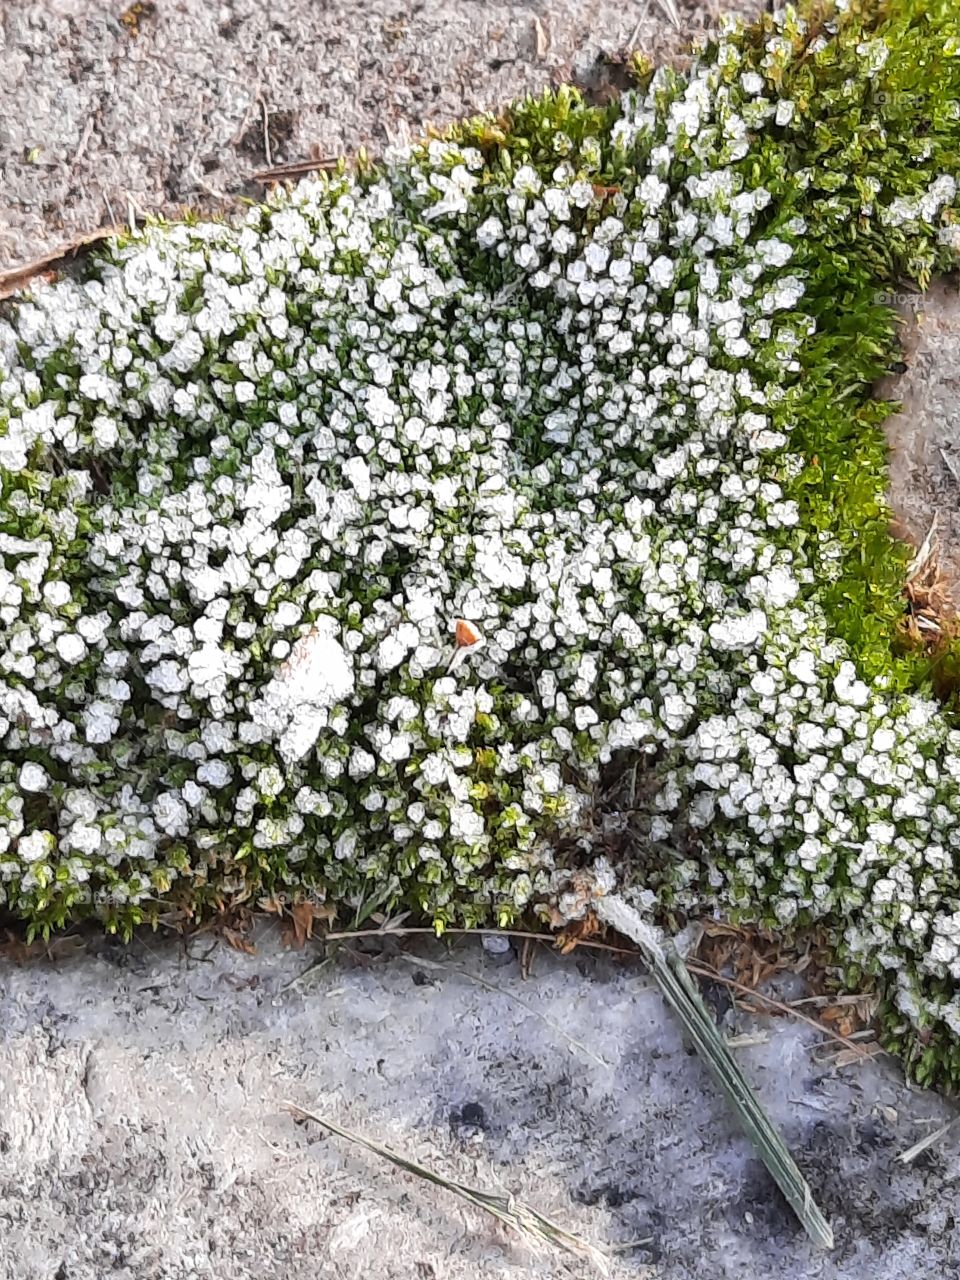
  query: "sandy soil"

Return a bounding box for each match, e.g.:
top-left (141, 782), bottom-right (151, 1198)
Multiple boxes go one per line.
top-left (2, 925), bottom-right (960, 1280)
top-left (878, 279), bottom-right (960, 605)
top-left (0, 0), bottom-right (760, 273)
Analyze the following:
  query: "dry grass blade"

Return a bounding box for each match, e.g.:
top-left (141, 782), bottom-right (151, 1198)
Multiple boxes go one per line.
top-left (0, 228), bottom-right (124, 299)
top-left (896, 1116), bottom-right (960, 1164)
top-left (653, 0), bottom-right (682, 31)
top-left (907, 514), bottom-right (939, 581)
top-left (595, 896), bottom-right (834, 1251)
top-left (900, 512), bottom-right (957, 651)
top-left (250, 157), bottom-right (342, 183)
top-left (283, 1103), bottom-right (611, 1273)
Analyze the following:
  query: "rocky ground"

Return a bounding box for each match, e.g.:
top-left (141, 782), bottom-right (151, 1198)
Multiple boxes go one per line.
top-left (2, 924), bottom-right (960, 1280)
top-left (0, 0), bottom-right (760, 274)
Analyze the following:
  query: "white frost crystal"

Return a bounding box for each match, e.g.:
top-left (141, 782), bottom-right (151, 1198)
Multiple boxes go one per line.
top-left (0, 8), bottom-right (958, 1068)
top-left (55, 634), bottom-right (88, 665)
top-left (257, 621), bottom-right (354, 763)
top-left (18, 763), bottom-right (49, 794)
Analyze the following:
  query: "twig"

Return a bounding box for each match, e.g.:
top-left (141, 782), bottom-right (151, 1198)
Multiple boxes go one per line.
top-left (0, 229), bottom-right (123, 300)
top-left (283, 1104), bottom-right (611, 1273)
top-left (907, 513), bottom-right (939, 579)
top-left (280, 954), bottom-right (336, 993)
top-left (594, 895), bottom-right (834, 1251)
top-left (194, 178), bottom-right (236, 204)
top-left (653, 0), bottom-right (682, 31)
top-left (609, 1236), bottom-right (654, 1252)
top-left (519, 936), bottom-right (534, 979)
top-left (230, 76), bottom-right (261, 148)
top-left (625, 0), bottom-right (652, 51)
top-left (726, 1031), bottom-right (770, 1049)
top-left (896, 1116), bottom-right (960, 1164)
top-left (73, 115), bottom-right (95, 168)
top-left (125, 193), bottom-right (146, 234)
top-left (250, 157), bottom-right (341, 183)
top-left (258, 95), bottom-right (273, 170)
top-left (324, 924), bottom-right (550, 944)
top-left (687, 960), bottom-right (876, 1062)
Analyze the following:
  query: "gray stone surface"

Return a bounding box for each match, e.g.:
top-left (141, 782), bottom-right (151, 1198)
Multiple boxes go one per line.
top-left (0, 0), bottom-right (761, 273)
top-left (2, 927), bottom-right (959, 1280)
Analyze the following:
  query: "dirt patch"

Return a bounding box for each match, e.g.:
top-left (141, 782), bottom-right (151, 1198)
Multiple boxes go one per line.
top-left (0, 0), bottom-right (763, 274)
top-left (879, 277), bottom-right (960, 608)
top-left (2, 926), bottom-right (960, 1280)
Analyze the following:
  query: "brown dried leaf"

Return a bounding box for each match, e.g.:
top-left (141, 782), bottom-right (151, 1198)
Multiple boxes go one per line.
top-left (222, 926), bottom-right (256, 956)
top-left (283, 901), bottom-right (336, 948)
top-left (821, 1001), bottom-right (876, 1038)
top-left (555, 911), bottom-right (603, 955)
top-left (290, 902), bottom-right (315, 947)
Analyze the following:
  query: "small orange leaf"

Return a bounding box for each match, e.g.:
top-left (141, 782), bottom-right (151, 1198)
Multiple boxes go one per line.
top-left (284, 901), bottom-right (337, 948)
top-left (289, 902), bottom-right (315, 947)
top-left (455, 618), bottom-right (482, 647)
top-left (555, 911), bottom-right (603, 954)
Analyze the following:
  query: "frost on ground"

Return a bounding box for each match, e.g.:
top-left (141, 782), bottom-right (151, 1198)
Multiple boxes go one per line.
top-left (1, 928), bottom-right (959, 1280)
top-left (2, 4), bottom-right (960, 1082)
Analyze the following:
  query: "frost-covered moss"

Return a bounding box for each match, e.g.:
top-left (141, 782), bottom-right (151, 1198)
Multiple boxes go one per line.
top-left (2, 1), bottom-right (960, 1086)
